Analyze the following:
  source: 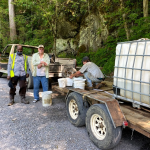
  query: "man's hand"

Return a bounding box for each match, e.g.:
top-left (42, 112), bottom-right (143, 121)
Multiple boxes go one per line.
top-left (40, 61), bottom-right (47, 66)
top-left (40, 61), bottom-right (45, 64)
top-left (7, 76), bottom-right (11, 80)
top-left (69, 71), bottom-right (81, 79)
top-left (37, 64), bottom-right (42, 69)
top-left (69, 74), bottom-right (74, 79)
top-left (26, 74), bottom-right (29, 78)
top-left (44, 62), bottom-right (47, 66)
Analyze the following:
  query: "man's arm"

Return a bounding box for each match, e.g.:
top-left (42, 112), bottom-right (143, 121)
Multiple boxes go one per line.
top-left (32, 53), bottom-right (43, 69)
top-left (41, 54), bottom-right (50, 67)
top-left (70, 71), bottom-right (82, 79)
top-left (69, 63), bottom-right (88, 79)
top-left (32, 53), bottom-right (41, 66)
top-left (7, 56), bottom-right (12, 80)
top-left (26, 57), bottom-right (30, 78)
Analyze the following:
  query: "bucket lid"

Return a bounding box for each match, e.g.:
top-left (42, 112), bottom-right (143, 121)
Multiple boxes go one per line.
top-left (73, 78), bottom-right (86, 81)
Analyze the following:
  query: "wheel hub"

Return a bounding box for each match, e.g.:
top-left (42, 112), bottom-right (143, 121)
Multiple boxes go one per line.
top-left (69, 99), bottom-right (78, 119)
top-left (90, 114), bottom-right (107, 140)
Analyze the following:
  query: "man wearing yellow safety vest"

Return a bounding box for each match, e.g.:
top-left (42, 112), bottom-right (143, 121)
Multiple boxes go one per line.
top-left (7, 45), bottom-right (29, 106)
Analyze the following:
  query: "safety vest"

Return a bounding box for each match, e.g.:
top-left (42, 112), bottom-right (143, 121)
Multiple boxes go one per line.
top-left (10, 53), bottom-right (28, 78)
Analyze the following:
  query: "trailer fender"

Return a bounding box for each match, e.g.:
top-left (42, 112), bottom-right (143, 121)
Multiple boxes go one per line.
top-left (66, 89), bottom-right (127, 128)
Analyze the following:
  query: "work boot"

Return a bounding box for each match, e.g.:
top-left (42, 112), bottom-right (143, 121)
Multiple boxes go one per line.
top-left (20, 96), bottom-right (29, 104)
top-left (85, 86), bottom-right (93, 90)
top-left (8, 99), bottom-right (14, 106)
top-left (95, 83), bottom-right (103, 89)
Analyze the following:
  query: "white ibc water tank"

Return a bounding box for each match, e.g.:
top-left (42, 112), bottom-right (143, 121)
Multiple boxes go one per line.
top-left (113, 40), bottom-right (150, 108)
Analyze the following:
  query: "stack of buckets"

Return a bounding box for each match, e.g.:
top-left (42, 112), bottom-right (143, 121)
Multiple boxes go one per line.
top-left (73, 78), bottom-right (86, 89)
top-left (58, 77), bottom-right (86, 90)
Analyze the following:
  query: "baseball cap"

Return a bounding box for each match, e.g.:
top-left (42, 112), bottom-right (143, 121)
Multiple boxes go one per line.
top-left (82, 56), bottom-right (90, 62)
top-left (38, 45), bottom-right (44, 48)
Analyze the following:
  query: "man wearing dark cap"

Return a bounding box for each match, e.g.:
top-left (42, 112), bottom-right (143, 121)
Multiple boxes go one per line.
top-left (70, 56), bottom-right (104, 90)
top-left (7, 45), bottom-right (30, 106)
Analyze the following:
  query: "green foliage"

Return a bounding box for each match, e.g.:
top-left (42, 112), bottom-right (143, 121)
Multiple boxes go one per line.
top-left (0, 0), bottom-right (10, 50)
top-left (1, 0), bottom-right (150, 75)
top-left (76, 42), bottom-right (116, 75)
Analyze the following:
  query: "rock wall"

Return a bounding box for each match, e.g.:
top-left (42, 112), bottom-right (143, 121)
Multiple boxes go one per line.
top-left (55, 13), bottom-right (109, 54)
top-left (79, 14), bottom-right (108, 52)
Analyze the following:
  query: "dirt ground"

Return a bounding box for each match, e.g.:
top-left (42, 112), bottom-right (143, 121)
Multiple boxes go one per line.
top-left (0, 75), bottom-right (150, 150)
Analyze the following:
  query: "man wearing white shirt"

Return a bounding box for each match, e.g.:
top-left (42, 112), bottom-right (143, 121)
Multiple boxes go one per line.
top-left (32, 45), bottom-right (50, 102)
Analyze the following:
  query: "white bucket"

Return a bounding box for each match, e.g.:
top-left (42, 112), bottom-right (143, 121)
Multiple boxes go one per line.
top-left (73, 81), bottom-right (84, 87)
top-left (58, 78), bottom-right (66, 88)
top-left (42, 91), bottom-right (52, 107)
top-left (73, 78), bottom-right (86, 88)
top-left (74, 82), bottom-right (85, 90)
top-left (66, 78), bottom-right (73, 86)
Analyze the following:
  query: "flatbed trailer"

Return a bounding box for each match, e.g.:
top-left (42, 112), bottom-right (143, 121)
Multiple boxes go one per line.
top-left (53, 82), bottom-right (150, 150)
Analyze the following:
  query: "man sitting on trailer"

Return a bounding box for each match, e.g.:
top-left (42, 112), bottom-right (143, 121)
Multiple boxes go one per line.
top-left (69, 56), bottom-right (105, 90)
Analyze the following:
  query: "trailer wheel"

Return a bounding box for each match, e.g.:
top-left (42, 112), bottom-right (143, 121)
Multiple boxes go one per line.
top-left (66, 92), bottom-right (89, 127)
top-left (27, 71), bottom-right (33, 89)
top-left (86, 104), bottom-right (122, 150)
top-left (0, 72), bottom-right (3, 77)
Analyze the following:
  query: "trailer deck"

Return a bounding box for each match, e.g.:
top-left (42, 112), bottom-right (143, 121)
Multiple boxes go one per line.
top-left (53, 83), bottom-right (150, 138)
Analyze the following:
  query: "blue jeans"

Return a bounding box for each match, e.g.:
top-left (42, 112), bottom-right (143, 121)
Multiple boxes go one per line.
top-left (33, 76), bottom-right (48, 100)
top-left (84, 72), bottom-right (102, 87)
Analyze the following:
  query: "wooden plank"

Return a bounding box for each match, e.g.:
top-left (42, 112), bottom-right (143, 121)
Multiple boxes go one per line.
top-left (99, 87), bottom-right (113, 91)
top-left (121, 105), bottom-right (150, 133)
top-left (52, 86), bottom-right (69, 94)
top-left (128, 122), bottom-right (150, 138)
top-left (101, 81), bottom-right (113, 88)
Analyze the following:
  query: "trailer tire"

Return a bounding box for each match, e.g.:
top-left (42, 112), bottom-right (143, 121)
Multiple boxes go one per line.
top-left (0, 72), bottom-right (3, 77)
top-left (27, 71), bottom-right (33, 89)
top-left (86, 104), bottom-right (122, 150)
top-left (66, 92), bottom-right (89, 127)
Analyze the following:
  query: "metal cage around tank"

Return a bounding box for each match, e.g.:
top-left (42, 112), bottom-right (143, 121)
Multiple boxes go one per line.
top-left (113, 40), bottom-right (150, 108)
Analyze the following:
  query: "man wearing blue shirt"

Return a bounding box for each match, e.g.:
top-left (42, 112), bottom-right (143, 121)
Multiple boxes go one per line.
top-left (7, 45), bottom-right (29, 106)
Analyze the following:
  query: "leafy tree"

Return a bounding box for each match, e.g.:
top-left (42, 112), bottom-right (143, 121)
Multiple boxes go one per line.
top-left (0, 0), bottom-right (150, 74)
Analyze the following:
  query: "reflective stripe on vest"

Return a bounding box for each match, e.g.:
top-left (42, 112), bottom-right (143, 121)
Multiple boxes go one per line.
top-left (10, 53), bottom-right (28, 78)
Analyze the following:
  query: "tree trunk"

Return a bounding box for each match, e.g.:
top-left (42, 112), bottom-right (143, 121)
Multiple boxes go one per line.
top-left (143, 0), bottom-right (148, 17)
top-left (55, 0), bottom-right (57, 56)
top-left (54, 0), bottom-right (57, 55)
top-left (120, 0), bottom-right (130, 40)
top-left (8, 0), bottom-right (17, 41)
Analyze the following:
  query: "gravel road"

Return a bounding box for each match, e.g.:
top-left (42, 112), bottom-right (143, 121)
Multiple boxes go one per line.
top-left (0, 76), bottom-right (149, 150)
